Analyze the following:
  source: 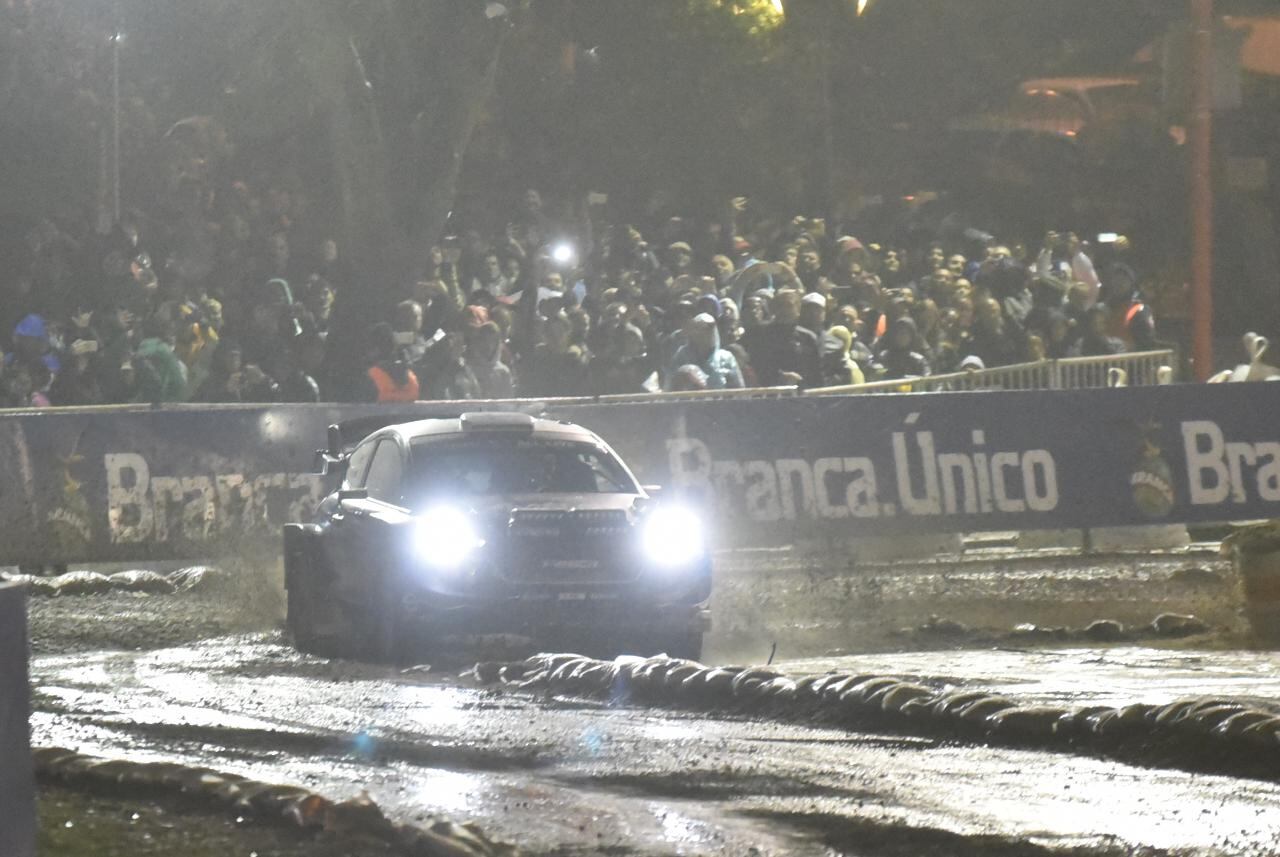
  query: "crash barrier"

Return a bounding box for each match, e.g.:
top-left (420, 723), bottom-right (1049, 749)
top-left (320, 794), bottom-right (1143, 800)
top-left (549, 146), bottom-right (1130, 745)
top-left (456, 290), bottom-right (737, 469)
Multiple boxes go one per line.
top-left (0, 381), bottom-right (1277, 565)
top-left (806, 349), bottom-right (1175, 395)
top-left (1, 566), bottom-right (218, 597)
top-left (473, 652), bottom-right (1280, 783)
top-left (0, 583), bottom-right (35, 857)
top-left (33, 748), bottom-right (517, 856)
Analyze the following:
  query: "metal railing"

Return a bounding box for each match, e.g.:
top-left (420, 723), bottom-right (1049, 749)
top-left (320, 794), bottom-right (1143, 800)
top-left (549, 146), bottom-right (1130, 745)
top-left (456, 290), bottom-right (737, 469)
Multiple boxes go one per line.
top-left (805, 349), bottom-right (1176, 396)
top-left (0, 353), bottom-right (1177, 414)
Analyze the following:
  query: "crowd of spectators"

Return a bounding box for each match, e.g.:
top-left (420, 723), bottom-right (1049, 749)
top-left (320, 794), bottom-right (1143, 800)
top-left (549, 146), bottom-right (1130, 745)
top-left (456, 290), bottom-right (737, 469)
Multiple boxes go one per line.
top-left (0, 185), bottom-right (1161, 408)
top-left (0, 0), bottom-right (1168, 409)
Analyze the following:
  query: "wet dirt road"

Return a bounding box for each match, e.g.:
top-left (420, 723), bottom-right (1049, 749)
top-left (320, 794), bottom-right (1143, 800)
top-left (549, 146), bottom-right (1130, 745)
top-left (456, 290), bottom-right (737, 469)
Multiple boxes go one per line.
top-left (29, 632), bottom-right (1280, 856)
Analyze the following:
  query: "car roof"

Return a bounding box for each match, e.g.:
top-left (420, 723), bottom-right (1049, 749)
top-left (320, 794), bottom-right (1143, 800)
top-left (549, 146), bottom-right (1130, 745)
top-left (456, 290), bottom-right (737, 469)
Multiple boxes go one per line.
top-left (1019, 76), bottom-right (1140, 95)
top-left (374, 412), bottom-right (604, 446)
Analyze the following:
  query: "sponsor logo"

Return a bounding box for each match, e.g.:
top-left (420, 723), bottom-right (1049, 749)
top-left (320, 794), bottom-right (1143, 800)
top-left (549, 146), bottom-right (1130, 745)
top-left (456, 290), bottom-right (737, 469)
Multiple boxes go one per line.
top-left (1131, 422), bottom-right (1175, 519)
top-left (667, 413), bottom-right (1059, 523)
top-left (1181, 420), bottom-right (1280, 506)
top-left (104, 453), bottom-right (323, 544)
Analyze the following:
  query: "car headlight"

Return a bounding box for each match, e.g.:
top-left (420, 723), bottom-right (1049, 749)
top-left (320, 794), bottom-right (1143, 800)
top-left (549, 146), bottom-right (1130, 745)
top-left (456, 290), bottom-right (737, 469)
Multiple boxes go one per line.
top-left (641, 506), bottom-right (705, 568)
top-left (414, 506), bottom-right (484, 570)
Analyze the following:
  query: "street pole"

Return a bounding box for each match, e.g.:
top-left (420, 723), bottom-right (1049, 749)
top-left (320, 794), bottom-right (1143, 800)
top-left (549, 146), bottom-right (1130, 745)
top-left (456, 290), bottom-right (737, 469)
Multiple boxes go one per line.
top-left (1189, 0), bottom-right (1213, 380)
top-left (819, 25), bottom-right (836, 229)
top-left (112, 1), bottom-right (121, 224)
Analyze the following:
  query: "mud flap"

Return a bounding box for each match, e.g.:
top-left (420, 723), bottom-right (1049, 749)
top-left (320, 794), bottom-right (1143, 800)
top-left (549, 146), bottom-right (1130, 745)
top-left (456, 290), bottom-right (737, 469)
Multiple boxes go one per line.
top-left (283, 525), bottom-right (356, 657)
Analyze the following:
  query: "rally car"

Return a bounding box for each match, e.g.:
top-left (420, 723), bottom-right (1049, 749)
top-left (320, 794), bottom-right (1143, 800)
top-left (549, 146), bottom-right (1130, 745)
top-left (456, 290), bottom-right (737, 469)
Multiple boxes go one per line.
top-left (283, 412), bottom-right (711, 661)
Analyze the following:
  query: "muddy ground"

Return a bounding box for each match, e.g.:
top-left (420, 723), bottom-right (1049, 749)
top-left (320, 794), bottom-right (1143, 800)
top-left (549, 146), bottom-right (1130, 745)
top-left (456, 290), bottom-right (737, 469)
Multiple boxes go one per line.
top-left (19, 544), bottom-right (1280, 856)
top-left (19, 541), bottom-right (1244, 659)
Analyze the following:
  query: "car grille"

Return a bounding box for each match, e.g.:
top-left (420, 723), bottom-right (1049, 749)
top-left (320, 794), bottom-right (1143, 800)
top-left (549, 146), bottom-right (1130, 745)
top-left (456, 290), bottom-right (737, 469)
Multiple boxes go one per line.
top-left (504, 509), bottom-right (634, 583)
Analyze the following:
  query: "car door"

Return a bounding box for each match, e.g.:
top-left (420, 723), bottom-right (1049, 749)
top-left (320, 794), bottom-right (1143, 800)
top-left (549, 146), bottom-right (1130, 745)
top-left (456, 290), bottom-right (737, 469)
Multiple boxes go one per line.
top-left (336, 437), bottom-right (413, 595)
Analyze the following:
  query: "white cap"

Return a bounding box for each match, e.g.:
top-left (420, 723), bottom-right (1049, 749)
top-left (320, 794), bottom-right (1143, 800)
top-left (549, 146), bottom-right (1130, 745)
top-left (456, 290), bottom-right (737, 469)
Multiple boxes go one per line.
top-left (801, 292), bottom-right (827, 308)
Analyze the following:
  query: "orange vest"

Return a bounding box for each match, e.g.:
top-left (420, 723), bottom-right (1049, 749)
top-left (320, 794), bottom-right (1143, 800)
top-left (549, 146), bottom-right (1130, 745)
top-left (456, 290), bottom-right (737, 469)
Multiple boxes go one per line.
top-left (368, 365), bottom-right (420, 402)
top-left (1108, 301), bottom-right (1147, 346)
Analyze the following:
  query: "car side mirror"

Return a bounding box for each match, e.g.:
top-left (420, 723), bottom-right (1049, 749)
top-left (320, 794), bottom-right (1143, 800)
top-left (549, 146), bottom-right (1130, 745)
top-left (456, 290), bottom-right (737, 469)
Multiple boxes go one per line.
top-left (315, 424), bottom-right (349, 477)
top-left (642, 484), bottom-right (662, 498)
top-left (338, 487), bottom-right (368, 502)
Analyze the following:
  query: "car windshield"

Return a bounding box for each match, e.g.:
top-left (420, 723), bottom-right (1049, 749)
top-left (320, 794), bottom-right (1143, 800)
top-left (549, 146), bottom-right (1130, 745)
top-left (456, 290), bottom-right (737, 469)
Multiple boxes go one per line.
top-left (407, 437), bottom-right (638, 502)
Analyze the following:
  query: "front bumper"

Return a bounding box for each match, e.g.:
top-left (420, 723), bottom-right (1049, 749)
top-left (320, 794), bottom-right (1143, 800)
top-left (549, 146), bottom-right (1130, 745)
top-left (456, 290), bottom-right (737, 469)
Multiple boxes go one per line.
top-left (396, 590), bottom-right (712, 636)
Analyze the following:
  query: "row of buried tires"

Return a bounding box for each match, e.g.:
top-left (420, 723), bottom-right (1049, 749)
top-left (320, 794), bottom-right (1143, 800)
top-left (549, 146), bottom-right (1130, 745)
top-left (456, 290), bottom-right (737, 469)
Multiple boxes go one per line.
top-left (475, 653), bottom-right (1280, 781)
top-left (34, 747), bottom-right (517, 857)
top-left (1, 566), bottom-right (223, 597)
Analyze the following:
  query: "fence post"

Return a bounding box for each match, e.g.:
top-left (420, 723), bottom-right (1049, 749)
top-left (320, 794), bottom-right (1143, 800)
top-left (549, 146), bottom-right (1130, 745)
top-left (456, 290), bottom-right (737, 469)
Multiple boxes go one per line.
top-left (0, 582), bottom-right (35, 857)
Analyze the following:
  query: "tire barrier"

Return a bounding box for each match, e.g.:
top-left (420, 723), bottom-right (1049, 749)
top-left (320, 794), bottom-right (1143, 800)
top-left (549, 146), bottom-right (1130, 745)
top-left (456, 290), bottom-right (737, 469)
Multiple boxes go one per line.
top-left (0, 566), bottom-right (226, 598)
top-left (471, 653), bottom-right (1280, 782)
top-left (888, 612), bottom-right (1212, 648)
top-left (33, 746), bottom-right (518, 856)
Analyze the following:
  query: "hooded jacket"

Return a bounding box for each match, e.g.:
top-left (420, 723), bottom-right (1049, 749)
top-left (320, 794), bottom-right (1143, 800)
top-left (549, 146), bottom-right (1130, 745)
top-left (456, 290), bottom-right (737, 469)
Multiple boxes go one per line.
top-left (874, 317), bottom-right (930, 380)
top-left (668, 320), bottom-right (744, 390)
top-left (135, 337), bottom-right (189, 403)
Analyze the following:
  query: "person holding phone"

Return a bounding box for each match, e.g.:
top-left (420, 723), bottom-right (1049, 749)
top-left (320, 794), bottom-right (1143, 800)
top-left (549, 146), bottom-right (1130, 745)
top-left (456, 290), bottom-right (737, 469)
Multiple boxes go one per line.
top-left (49, 336), bottom-right (105, 406)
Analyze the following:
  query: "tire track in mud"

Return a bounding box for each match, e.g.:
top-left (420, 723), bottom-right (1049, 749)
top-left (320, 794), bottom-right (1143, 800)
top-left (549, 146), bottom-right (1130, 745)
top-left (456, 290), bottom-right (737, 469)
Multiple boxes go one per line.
top-left (31, 638), bottom-right (1280, 855)
top-left (34, 747), bottom-right (519, 856)
top-left (86, 719), bottom-right (550, 772)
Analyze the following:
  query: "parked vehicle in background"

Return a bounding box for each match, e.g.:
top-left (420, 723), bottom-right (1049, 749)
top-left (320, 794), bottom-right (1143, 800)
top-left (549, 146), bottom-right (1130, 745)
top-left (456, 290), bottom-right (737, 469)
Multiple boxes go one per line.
top-left (949, 76), bottom-right (1183, 143)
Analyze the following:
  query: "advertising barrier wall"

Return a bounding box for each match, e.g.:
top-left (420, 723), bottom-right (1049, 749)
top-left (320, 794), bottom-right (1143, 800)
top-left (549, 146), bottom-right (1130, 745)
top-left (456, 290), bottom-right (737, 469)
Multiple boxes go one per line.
top-left (0, 384), bottom-right (1276, 564)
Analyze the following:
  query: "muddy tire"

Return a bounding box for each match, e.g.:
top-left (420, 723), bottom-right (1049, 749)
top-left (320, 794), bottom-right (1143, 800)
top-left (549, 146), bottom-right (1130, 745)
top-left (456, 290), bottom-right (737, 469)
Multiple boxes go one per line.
top-left (364, 587), bottom-right (407, 665)
top-left (622, 631), bottom-right (704, 662)
top-left (661, 631), bottom-right (704, 662)
top-left (286, 575), bottom-right (327, 655)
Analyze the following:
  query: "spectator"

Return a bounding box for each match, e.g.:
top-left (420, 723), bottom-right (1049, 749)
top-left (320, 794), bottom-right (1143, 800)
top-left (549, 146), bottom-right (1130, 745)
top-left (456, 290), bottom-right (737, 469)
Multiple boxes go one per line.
top-left (822, 325), bottom-right (865, 387)
top-left (1037, 309), bottom-right (1074, 359)
top-left (667, 313), bottom-right (743, 391)
top-left (174, 302), bottom-right (219, 396)
top-left (519, 311), bottom-right (588, 397)
top-left (742, 289), bottom-right (822, 388)
top-left (591, 324), bottom-right (657, 394)
top-left (1100, 263), bottom-right (1157, 351)
top-left (275, 332), bottom-right (324, 403)
top-left (133, 310), bottom-right (189, 403)
top-left (195, 340), bottom-right (246, 402)
top-left (875, 316), bottom-right (931, 380)
top-left (966, 297), bottom-right (1024, 369)
top-left (302, 277), bottom-right (336, 337)
top-left (799, 292), bottom-right (827, 339)
top-left (3, 361), bottom-right (51, 408)
top-left (464, 322), bottom-right (515, 399)
top-left (472, 252), bottom-right (512, 298)
top-left (710, 254), bottom-right (736, 294)
top-left (49, 336), bottom-right (105, 406)
top-left (978, 257), bottom-right (1033, 333)
top-left (393, 300), bottom-right (430, 366)
top-left (1070, 304), bottom-right (1126, 357)
top-left (425, 331), bottom-right (480, 400)
top-left (360, 322), bottom-right (420, 403)
top-left (666, 241), bottom-right (696, 289)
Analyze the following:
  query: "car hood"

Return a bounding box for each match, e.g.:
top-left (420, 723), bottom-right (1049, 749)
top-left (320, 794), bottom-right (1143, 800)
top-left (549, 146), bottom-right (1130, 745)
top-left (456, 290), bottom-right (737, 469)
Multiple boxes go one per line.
top-left (469, 493), bottom-right (644, 515)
